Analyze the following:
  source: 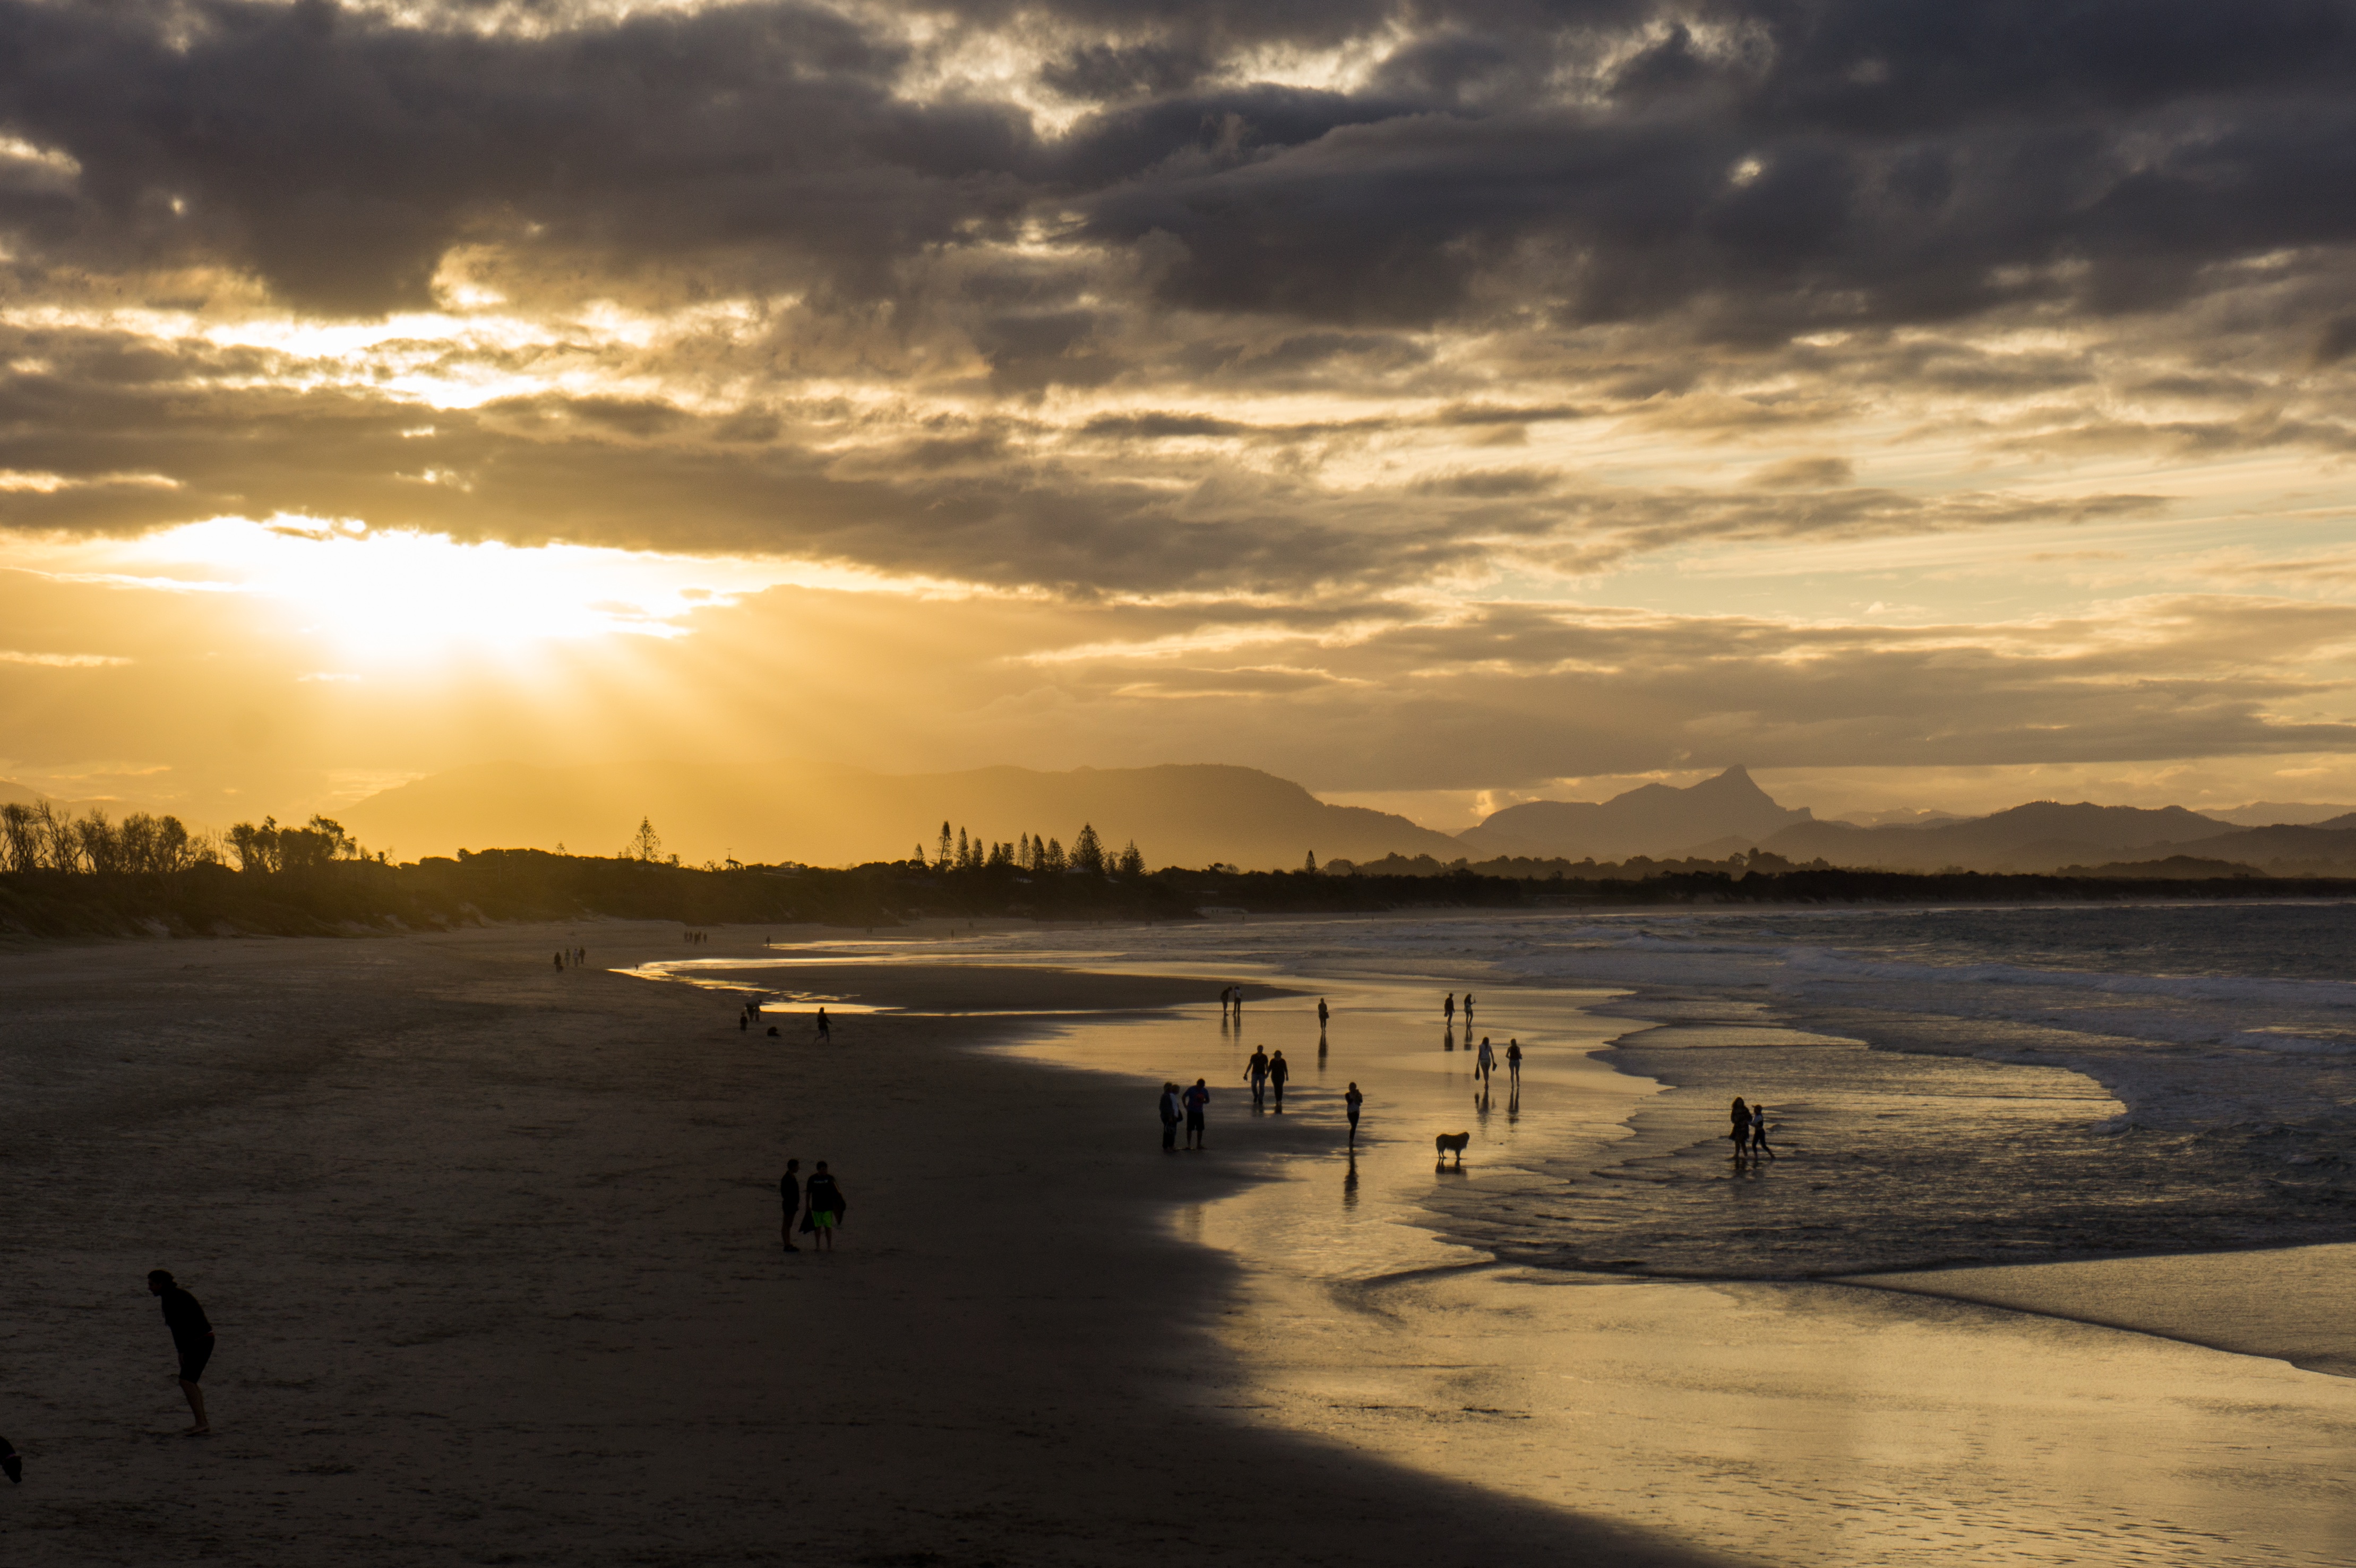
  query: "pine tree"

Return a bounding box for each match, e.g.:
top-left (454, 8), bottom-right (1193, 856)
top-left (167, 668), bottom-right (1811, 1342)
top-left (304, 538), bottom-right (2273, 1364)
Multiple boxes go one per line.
top-left (1072, 823), bottom-right (1104, 874)
top-left (1304, 850), bottom-right (1318, 873)
top-left (1043, 837), bottom-right (1066, 873)
top-left (956, 826), bottom-right (969, 868)
top-left (939, 821), bottom-right (953, 868)
top-left (1117, 840), bottom-right (1144, 876)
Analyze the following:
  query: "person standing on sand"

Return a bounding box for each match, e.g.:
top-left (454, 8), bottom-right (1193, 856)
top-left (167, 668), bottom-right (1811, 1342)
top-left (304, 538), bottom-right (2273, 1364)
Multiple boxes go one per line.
top-left (779, 1159), bottom-right (802, 1252)
top-left (1464, 992), bottom-right (1476, 1028)
top-left (1751, 1104), bottom-right (1774, 1159)
top-left (815, 1007), bottom-right (831, 1044)
top-left (1506, 1039), bottom-right (1522, 1083)
top-left (1268, 1050), bottom-right (1290, 1107)
top-left (1317, 998), bottom-right (1329, 1030)
top-left (1183, 1079), bottom-right (1210, 1149)
top-left (554, 952), bottom-right (564, 971)
top-left (1158, 1083), bottom-right (1182, 1152)
top-left (1476, 1036), bottom-right (1495, 1084)
top-left (1729, 1097), bottom-right (1751, 1161)
top-left (803, 1162), bottom-right (846, 1251)
top-left (1443, 993), bottom-right (1455, 1028)
top-left (1245, 1046), bottom-right (1270, 1105)
top-left (1344, 1082), bottom-right (1363, 1148)
top-left (1219, 986), bottom-right (1232, 1013)
top-left (147, 1270), bottom-right (212, 1435)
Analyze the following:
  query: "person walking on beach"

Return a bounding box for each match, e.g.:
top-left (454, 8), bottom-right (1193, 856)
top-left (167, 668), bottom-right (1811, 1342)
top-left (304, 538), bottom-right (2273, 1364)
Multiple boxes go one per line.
top-left (1245, 1046), bottom-right (1270, 1105)
top-left (147, 1270), bottom-right (212, 1435)
top-left (1317, 998), bottom-right (1329, 1030)
top-left (1463, 992), bottom-right (1476, 1028)
top-left (779, 1158), bottom-right (802, 1252)
top-left (1729, 1097), bottom-right (1751, 1162)
top-left (802, 1162), bottom-right (846, 1251)
top-left (1183, 1079), bottom-right (1210, 1149)
top-left (1268, 1049), bottom-right (1290, 1107)
top-left (1159, 1082), bottom-right (1183, 1152)
top-left (1476, 1036), bottom-right (1495, 1084)
top-left (1751, 1103), bottom-right (1774, 1159)
top-left (1443, 993), bottom-right (1455, 1028)
top-left (1344, 1082), bottom-right (1363, 1148)
top-left (1219, 986), bottom-right (1232, 1015)
top-left (1506, 1038), bottom-right (1523, 1083)
top-left (553, 951), bottom-right (565, 971)
top-left (815, 1007), bottom-right (831, 1044)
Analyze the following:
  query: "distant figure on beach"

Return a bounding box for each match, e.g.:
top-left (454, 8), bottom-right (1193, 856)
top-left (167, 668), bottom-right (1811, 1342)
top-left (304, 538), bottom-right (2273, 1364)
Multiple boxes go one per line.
top-left (1476, 1036), bottom-right (1495, 1083)
top-left (147, 1270), bottom-right (212, 1435)
top-left (815, 1007), bottom-right (831, 1044)
top-left (779, 1158), bottom-right (802, 1252)
top-left (1751, 1104), bottom-right (1774, 1159)
top-left (1730, 1097), bottom-right (1751, 1160)
top-left (739, 1005), bottom-right (750, 1031)
top-left (1317, 998), bottom-right (1329, 1029)
top-left (553, 952), bottom-right (564, 971)
top-left (1506, 1039), bottom-right (1522, 1082)
top-left (0, 1433), bottom-right (18, 1483)
top-left (1219, 986), bottom-right (1232, 1013)
top-left (1268, 1050), bottom-right (1289, 1107)
top-left (1159, 1082), bottom-right (1182, 1152)
top-left (1183, 1079), bottom-right (1210, 1149)
top-left (1245, 1046), bottom-right (1270, 1105)
top-left (1464, 992), bottom-right (1476, 1027)
top-left (1443, 993), bottom-right (1455, 1027)
top-left (1344, 1082), bottom-right (1363, 1147)
top-left (1232, 987), bottom-right (1244, 1018)
top-left (803, 1161), bottom-right (845, 1251)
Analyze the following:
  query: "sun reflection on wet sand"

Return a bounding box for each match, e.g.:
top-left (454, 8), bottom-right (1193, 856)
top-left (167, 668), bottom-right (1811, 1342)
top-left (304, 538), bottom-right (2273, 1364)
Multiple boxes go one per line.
top-left (1001, 972), bottom-right (2356, 1567)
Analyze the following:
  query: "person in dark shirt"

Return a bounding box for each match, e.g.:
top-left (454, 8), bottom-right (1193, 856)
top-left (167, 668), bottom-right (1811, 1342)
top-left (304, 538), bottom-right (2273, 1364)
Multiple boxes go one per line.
top-left (779, 1158), bottom-right (802, 1253)
top-left (147, 1270), bottom-right (212, 1435)
top-left (1267, 1049), bottom-right (1290, 1107)
top-left (803, 1163), bottom-right (846, 1252)
top-left (1182, 1079), bottom-right (1210, 1149)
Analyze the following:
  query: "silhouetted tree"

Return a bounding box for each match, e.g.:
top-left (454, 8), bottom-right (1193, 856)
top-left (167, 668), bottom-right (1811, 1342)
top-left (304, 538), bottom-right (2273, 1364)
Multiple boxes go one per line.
top-left (1304, 850), bottom-right (1318, 873)
top-left (939, 821), bottom-right (953, 868)
top-left (1042, 837), bottom-right (1066, 873)
top-left (1072, 823), bottom-right (1104, 874)
top-left (1116, 840), bottom-right (1145, 876)
top-left (625, 816), bottom-right (664, 863)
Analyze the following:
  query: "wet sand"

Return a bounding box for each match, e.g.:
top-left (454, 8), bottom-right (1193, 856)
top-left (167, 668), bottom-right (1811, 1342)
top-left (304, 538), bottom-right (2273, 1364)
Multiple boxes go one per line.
top-left (0, 924), bottom-right (1723, 1567)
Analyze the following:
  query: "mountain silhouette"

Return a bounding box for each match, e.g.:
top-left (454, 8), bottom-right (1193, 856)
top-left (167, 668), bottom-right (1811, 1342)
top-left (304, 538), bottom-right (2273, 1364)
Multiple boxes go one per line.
top-left (1456, 767), bottom-right (1812, 860)
top-left (1760, 800), bottom-right (2233, 872)
top-left (339, 761), bottom-right (1466, 871)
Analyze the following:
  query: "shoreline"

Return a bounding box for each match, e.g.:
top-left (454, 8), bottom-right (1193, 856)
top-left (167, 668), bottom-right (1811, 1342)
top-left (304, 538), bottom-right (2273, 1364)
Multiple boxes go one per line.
top-left (0, 922), bottom-right (1728, 1567)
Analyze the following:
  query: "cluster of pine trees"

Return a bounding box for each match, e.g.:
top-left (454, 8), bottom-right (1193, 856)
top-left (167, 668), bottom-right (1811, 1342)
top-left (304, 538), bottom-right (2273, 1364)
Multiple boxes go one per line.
top-left (1, 801), bottom-right (217, 875)
top-left (917, 821), bottom-right (1145, 876)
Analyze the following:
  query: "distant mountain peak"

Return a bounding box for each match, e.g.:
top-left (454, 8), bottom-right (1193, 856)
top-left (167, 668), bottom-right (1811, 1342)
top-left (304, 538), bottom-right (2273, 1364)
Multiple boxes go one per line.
top-left (1456, 766), bottom-right (1811, 860)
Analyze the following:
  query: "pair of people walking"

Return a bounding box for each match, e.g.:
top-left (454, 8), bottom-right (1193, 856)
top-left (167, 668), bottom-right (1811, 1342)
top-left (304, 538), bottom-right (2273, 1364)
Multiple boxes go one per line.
top-left (1729, 1098), bottom-right (1774, 1160)
top-left (1244, 1046), bottom-right (1290, 1106)
top-left (779, 1158), bottom-right (848, 1251)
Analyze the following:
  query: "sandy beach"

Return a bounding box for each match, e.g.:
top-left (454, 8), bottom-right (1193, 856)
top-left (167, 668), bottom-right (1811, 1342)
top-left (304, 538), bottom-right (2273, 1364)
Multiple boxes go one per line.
top-left (0, 924), bottom-right (1723, 1567)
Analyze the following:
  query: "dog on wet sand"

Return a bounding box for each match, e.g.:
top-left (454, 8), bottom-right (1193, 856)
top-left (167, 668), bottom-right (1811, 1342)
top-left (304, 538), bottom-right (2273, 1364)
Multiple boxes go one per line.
top-left (1434, 1131), bottom-right (1469, 1166)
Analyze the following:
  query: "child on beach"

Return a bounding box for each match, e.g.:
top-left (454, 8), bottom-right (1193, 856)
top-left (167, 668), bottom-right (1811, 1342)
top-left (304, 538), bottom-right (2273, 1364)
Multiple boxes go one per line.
top-left (1751, 1104), bottom-right (1774, 1159)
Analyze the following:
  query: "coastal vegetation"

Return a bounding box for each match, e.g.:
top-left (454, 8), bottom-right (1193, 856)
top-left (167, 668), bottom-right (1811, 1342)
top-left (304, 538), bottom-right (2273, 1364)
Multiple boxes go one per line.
top-left (4, 797), bottom-right (2352, 942)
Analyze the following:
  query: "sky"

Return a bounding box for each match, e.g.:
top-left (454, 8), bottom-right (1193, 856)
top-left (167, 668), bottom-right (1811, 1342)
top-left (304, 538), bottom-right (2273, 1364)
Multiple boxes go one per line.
top-left (7, 0), bottom-right (2356, 834)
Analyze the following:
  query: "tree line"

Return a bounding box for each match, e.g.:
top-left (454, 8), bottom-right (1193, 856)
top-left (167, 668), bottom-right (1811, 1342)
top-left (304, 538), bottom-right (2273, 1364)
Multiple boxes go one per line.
top-left (917, 821), bottom-right (1145, 877)
top-left (0, 799), bottom-right (382, 876)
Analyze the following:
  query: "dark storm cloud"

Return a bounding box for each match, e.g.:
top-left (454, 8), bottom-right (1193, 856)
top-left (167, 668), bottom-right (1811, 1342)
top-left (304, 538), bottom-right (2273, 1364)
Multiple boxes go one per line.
top-left (5, 0), bottom-right (2356, 328)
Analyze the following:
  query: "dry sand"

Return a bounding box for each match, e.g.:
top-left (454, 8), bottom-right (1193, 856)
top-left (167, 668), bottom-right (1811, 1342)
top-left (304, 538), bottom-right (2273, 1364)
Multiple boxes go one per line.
top-left (0, 924), bottom-right (1730, 1567)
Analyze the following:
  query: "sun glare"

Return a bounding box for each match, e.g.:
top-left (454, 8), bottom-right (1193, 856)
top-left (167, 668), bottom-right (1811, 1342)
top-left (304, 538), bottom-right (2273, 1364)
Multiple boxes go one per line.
top-left (114, 518), bottom-right (788, 666)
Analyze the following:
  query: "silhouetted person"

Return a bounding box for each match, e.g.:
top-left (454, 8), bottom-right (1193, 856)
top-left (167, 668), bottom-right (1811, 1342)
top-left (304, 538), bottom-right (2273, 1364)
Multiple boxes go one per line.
top-left (1183, 1079), bottom-right (1210, 1149)
top-left (1507, 1038), bottom-right (1522, 1082)
top-left (1344, 1082), bottom-right (1363, 1148)
top-left (815, 1007), bottom-right (831, 1044)
top-left (1463, 992), bottom-right (1476, 1027)
top-left (0, 1433), bottom-right (18, 1484)
top-left (1219, 986), bottom-right (1232, 1013)
top-left (803, 1162), bottom-right (845, 1252)
top-left (1476, 1036), bottom-right (1495, 1084)
top-left (1730, 1097), bottom-right (1751, 1161)
top-left (1159, 1082), bottom-right (1182, 1152)
top-left (1443, 993), bottom-right (1455, 1028)
top-left (1751, 1104), bottom-right (1774, 1159)
top-left (1268, 1049), bottom-right (1289, 1107)
top-left (779, 1158), bottom-right (802, 1252)
top-left (740, 1006), bottom-right (750, 1032)
top-left (1245, 1046), bottom-right (1270, 1105)
top-left (553, 952), bottom-right (564, 971)
top-left (147, 1270), bottom-right (211, 1434)
top-left (1317, 998), bottom-right (1329, 1029)
top-left (1231, 987), bottom-right (1243, 1018)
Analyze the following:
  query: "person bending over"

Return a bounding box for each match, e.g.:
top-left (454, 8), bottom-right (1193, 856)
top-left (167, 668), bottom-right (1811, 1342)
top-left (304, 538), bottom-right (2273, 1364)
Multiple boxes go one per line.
top-left (147, 1271), bottom-right (213, 1435)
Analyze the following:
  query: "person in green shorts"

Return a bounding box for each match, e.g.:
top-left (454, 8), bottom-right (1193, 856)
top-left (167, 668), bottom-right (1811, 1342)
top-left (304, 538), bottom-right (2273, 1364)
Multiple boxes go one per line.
top-left (803, 1162), bottom-right (846, 1251)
